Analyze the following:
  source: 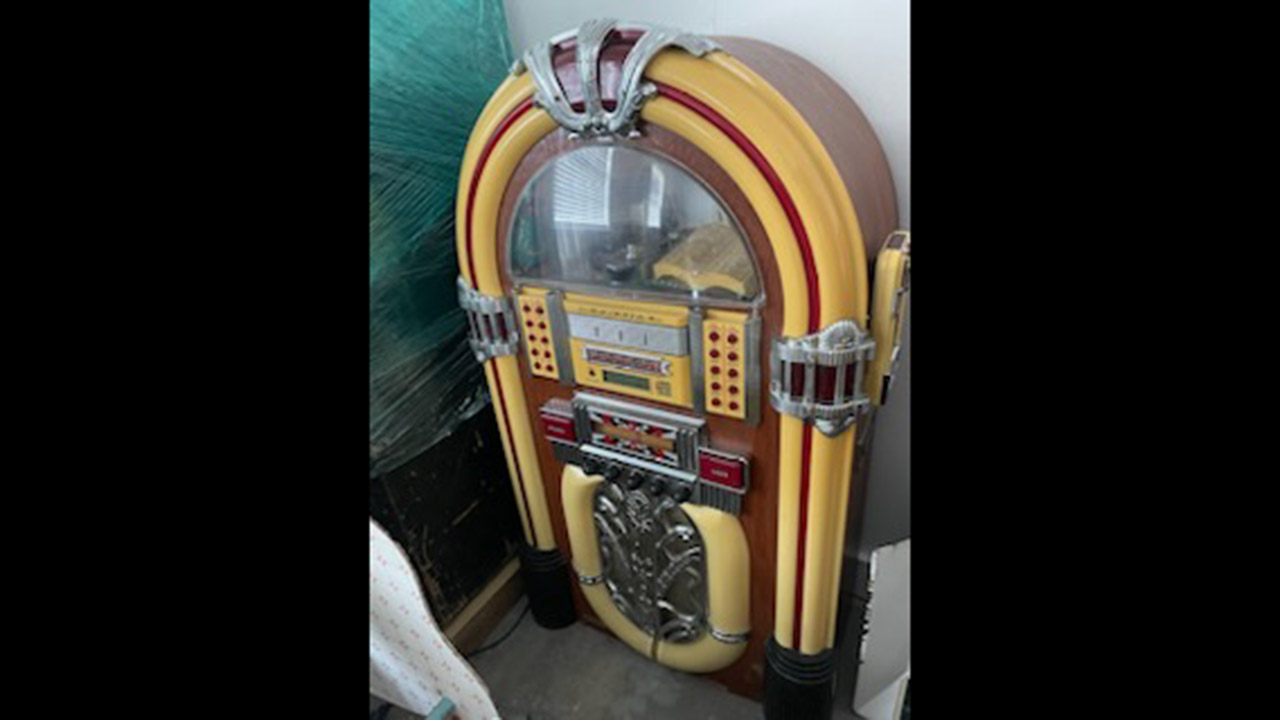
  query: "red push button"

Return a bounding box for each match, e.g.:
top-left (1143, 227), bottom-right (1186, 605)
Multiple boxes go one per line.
top-left (541, 412), bottom-right (575, 442)
top-left (699, 451), bottom-right (745, 490)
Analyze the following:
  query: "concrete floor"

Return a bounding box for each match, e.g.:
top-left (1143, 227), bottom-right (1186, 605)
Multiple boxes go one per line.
top-left (373, 564), bottom-right (870, 719)
top-left (467, 595), bottom-right (865, 720)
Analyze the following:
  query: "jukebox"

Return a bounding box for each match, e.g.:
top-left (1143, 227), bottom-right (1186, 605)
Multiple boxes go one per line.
top-left (455, 19), bottom-right (909, 719)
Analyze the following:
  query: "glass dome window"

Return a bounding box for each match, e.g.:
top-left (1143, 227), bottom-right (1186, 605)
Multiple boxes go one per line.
top-left (508, 145), bottom-right (761, 303)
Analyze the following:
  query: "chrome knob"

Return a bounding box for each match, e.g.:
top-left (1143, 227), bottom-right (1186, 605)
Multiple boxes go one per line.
top-left (647, 476), bottom-right (667, 496)
top-left (626, 468), bottom-right (647, 490)
top-left (670, 483), bottom-right (692, 503)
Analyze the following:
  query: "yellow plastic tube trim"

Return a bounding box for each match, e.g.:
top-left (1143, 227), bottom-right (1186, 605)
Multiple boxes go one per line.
top-left (458, 100), bottom-right (560, 550)
top-left (645, 50), bottom-right (865, 326)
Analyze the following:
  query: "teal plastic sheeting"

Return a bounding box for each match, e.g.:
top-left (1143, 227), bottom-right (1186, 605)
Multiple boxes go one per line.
top-left (370, 0), bottom-right (513, 477)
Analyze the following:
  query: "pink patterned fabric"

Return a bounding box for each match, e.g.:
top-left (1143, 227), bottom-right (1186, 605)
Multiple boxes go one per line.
top-left (370, 518), bottom-right (500, 719)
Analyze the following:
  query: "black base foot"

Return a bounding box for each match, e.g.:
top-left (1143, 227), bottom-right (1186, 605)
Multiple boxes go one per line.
top-left (517, 543), bottom-right (576, 629)
top-left (764, 634), bottom-right (836, 719)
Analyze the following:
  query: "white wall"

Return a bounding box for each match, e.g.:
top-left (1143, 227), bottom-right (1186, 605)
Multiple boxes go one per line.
top-left (503, 0), bottom-right (911, 549)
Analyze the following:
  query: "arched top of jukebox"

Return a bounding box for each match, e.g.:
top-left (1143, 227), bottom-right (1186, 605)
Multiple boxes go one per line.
top-left (506, 19), bottom-right (897, 274)
top-left (462, 18), bottom-right (900, 332)
top-left (514, 19), bottom-right (719, 136)
top-left (507, 143), bottom-right (761, 304)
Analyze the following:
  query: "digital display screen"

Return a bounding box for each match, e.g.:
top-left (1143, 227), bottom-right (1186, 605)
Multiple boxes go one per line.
top-left (603, 370), bottom-right (650, 391)
top-left (585, 346), bottom-right (667, 375)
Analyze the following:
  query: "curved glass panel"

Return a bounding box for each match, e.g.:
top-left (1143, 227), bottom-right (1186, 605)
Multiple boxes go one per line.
top-left (508, 145), bottom-right (761, 302)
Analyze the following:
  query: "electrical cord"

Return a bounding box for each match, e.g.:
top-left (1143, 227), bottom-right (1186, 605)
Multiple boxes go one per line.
top-left (465, 599), bottom-right (531, 660)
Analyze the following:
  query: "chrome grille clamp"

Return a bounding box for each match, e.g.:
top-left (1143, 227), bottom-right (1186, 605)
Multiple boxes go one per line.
top-left (770, 320), bottom-right (876, 437)
top-left (457, 276), bottom-right (520, 363)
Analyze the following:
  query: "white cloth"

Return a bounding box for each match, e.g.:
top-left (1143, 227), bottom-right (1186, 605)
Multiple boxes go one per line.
top-left (370, 518), bottom-right (501, 719)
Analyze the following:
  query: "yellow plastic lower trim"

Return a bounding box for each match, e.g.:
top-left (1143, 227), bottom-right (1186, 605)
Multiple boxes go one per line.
top-left (561, 464), bottom-right (604, 578)
top-left (657, 503), bottom-right (750, 672)
top-left (685, 503), bottom-right (751, 636)
top-left (654, 615), bottom-right (748, 672)
top-left (561, 464), bottom-right (749, 672)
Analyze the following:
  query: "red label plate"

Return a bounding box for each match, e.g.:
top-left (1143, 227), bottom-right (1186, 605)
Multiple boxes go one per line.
top-left (699, 452), bottom-right (745, 490)
top-left (541, 413), bottom-right (576, 443)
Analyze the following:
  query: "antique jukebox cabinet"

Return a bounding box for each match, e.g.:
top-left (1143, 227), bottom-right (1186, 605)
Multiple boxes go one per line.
top-left (455, 19), bottom-right (909, 719)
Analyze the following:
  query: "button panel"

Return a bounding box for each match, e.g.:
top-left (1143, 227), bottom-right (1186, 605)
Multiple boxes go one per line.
top-left (703, 311), bottom-right (749, 419)
top-left (518, 292), bottom-right (558, 379)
